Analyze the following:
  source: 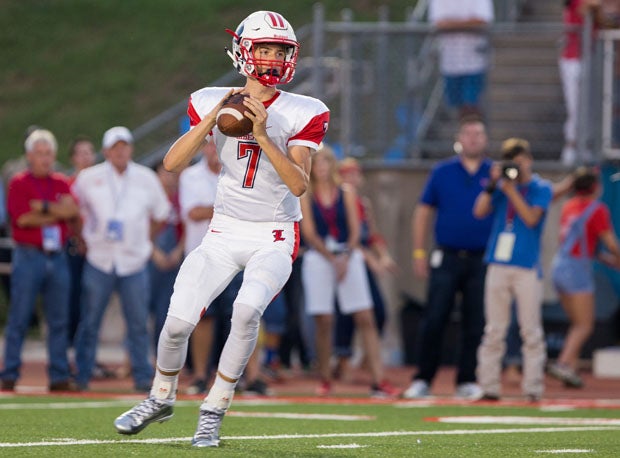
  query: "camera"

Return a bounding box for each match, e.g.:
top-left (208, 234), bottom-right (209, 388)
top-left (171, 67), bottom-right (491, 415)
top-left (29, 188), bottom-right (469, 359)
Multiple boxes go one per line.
top-left (502, 161), bottom-right (520, 180)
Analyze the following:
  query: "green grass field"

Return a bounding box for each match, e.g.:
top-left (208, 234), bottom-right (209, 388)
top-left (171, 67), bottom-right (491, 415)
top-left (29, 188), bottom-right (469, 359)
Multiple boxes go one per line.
top-left (1, 395), bottom-right (619, 457)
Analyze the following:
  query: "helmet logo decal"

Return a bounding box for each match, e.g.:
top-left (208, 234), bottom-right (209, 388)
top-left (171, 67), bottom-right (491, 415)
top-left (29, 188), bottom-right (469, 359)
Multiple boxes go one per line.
top-left (265, 12), bottom-right (286, 29)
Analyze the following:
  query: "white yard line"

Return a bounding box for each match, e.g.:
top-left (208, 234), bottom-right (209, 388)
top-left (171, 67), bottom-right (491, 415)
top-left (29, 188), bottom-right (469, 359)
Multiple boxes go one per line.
top-left (434, 416), bottom-right (620, 426)
top-left (0, 426), bottom-right (619, 448)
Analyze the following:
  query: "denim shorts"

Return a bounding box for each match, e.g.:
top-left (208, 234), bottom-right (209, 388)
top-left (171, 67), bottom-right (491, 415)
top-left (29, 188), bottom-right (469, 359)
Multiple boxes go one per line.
top-left (443, 72), bottom-right (486, 107)
top-left (551, 254), bottom-right (594, 294)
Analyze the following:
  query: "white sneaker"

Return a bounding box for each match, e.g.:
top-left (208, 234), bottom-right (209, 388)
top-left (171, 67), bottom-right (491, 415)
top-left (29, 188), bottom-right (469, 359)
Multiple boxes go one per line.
top-left (455, 382), bottom-right (483, 400)
top-left (402, 380), bottom-right (429, 399)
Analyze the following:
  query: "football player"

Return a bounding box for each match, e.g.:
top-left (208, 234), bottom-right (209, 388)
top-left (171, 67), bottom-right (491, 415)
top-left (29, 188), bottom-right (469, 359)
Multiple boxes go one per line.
top-left (114, 10), bottom-right (329, 447)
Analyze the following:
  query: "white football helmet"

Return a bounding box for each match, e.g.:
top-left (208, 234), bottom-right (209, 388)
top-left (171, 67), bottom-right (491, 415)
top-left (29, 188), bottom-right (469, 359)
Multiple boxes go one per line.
top-left (226, 11), bottom-right (299, 86)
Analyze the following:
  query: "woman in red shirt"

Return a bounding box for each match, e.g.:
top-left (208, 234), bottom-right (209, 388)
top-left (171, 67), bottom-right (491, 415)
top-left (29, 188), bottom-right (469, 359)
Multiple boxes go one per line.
top-left (549, 167), bottom-right (620, 387)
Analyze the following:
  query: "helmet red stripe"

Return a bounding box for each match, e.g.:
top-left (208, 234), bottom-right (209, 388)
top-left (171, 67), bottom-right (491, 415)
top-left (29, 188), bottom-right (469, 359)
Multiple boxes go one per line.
top-left (267, 11), bottom-right (285, 28)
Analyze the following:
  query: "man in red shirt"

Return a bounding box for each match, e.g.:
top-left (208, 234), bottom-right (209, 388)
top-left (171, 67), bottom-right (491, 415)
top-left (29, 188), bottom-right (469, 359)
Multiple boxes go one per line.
top-left (0, 129), bottom-right (79, 392)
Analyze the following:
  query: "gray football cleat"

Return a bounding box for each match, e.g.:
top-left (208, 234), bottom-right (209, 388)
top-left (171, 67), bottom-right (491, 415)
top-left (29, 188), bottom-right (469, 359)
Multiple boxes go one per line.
top-left (191, 406), bottom-right (226, 447)
top-left (114, 397), bottom-right (173, 434)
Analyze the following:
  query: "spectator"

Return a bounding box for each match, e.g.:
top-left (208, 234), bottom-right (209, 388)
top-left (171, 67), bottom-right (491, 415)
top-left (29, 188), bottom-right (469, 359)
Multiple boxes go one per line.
top-left (300, 145), bottom-right (398, 398)
top-left (548, 166), bottom-right (620, 387)
top-left (474, 137), bottom-right (553, 402)
top-left (403, 116), bottom-right (491, 400)
top-left (72, 126), bottom-right (171, 392)
top-left (149, 161), bottom-right (184, 352)
top-left (65, 136), bottom-right (96, 348)
top-left (278, 253), bottom-right (312, 373)
top-left (177, 140), bottom-right (233, 395)
top-left (114, 10), bottom-right (330, 448)
top-left (559, 0), bottom-right (602, 165)
top-left (429, 0), bottom-right (494, 120)
top-left (332, 157), bottom-right (397, 381)
top-left (0, 175), bottom-right (10, 301)
top-left (0, 129), bottom-right (79, 392)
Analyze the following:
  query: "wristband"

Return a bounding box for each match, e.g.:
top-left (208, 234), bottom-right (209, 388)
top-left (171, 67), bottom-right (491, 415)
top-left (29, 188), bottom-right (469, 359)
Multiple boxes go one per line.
top-left (42, 200), bottom-right (49, 214)
top-left (484, 183), bottom-right (496, 194)
top-left (412, 248), bottom-right (426, 260)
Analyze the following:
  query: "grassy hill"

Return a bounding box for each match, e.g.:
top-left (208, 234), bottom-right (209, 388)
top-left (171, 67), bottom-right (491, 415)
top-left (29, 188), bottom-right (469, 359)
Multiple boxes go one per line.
top-left (0, 0), bottom-right (416, 167)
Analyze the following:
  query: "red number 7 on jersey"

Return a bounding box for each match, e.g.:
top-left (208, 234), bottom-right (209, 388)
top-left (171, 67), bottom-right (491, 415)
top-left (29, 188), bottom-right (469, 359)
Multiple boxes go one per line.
top-left (237, 142), bottom-right (262, 188)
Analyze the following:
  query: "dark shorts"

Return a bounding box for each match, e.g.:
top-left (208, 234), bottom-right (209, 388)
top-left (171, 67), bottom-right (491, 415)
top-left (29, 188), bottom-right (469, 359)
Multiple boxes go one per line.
top-left (443, 72), bottom-right (486, 107)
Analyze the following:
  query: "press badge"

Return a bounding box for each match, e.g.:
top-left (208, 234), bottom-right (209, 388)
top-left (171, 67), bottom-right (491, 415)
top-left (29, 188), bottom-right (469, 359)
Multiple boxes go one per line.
top-left (42, 225), bottom-right (61, 252)
top-left (494, 231), bottom-right (516, 262)
top-left (106, 219), bottom-right (124, 242)
top-left (430, 249), bottom-right (443, 268)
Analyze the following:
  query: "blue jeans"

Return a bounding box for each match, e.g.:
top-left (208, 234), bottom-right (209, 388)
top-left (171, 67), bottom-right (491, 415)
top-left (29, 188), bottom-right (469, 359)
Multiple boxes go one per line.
top-left (149, 224), bottom-right (182, 352)
top-left (413, 249), bottom-right (486, 385)
top-left (74, 262), bottom-right (153, 389)
top-left (0, 245), bottom-right (71, 384)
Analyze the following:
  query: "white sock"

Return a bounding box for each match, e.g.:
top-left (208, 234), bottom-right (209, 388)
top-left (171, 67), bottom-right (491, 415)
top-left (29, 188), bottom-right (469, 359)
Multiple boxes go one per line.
top-left (150, 371), bottom-right (178, 402)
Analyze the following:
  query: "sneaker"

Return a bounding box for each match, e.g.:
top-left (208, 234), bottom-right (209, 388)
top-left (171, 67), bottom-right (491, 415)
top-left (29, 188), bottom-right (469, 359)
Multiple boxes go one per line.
top-left (547, 362), bottom-right (583, 388)
top-left (526, 393), bottom-right (542, 403)
top-left (402, 380), bottom-right (429, 399)
top-left (243, 379), bottom-right (273, 396)
top-left (315, 380), bottom-right (332, 396)
top-left (92, 363), bottom-right (117, 380)
top-left (114, 397), bottom-right (174, 435)
top-left (370, 380), bottom-right (401, 398)
top-left (49, 380), bottom-right (80, 392)
top-left (192, 406), bottom-right (226, 447)
top-left (455, 382), bottom-right (483, 400)
top-left (185, 379), bottom-right (207, 395)
top-left (1, 379), bottom-right (16, 392)
top-left (479, 393), bottom-right (500, 401)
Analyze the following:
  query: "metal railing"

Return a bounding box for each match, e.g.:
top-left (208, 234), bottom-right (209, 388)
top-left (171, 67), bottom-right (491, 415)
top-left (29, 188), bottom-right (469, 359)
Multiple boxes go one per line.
top-left (120, 2), bottom-right (614, 167)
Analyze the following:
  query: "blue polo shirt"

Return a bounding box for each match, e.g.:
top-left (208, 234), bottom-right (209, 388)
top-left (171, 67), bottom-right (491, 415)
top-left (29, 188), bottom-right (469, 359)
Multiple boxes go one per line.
top-left (484, 174), bottom-right (553, 269)
top-left (420, 156), bottom-right (493, 250)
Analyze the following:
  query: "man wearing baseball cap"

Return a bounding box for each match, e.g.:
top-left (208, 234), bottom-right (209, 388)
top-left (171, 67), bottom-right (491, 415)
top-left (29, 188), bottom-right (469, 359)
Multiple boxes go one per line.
top-left (72, 126), bottom-right (171, 392)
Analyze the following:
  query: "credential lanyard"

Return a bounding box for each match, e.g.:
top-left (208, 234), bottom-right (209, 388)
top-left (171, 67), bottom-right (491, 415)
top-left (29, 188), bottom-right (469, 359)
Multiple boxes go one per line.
top-left (107, 166), bottom-right (129, 215)
top-left (505, 185), bottom-right (528, 231)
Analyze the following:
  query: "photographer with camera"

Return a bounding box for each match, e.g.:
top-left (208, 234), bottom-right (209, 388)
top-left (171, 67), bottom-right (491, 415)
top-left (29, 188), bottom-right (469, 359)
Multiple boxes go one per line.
top-left (473, 138), bottom-right (553, 402)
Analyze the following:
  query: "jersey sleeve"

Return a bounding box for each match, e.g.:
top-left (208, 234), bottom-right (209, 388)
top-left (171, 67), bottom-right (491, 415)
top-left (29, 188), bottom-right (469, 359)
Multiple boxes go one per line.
top-left (288, 111), bottom-right (330, 150)
top-left (188, 96), bottom-right (202, 127)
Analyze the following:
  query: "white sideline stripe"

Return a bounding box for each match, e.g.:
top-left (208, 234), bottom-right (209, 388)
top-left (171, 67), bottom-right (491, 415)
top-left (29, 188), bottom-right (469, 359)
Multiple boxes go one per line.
top-left (0, 401), bottom-right (371, 421)
top-left (0, 400), bottom-right (197, 410)
top-left (535, 450), bottom-right (594, 454)
top-left (1, 426), bottom-right (619, 448)
top-left (317, 443), bottom-right (368, 449)
top-left (0, 399), bottom-right (288, 409)
top-left (227, 411), bottom-right (374, 421)
top-left (436, 416), bottom-right (620, 426)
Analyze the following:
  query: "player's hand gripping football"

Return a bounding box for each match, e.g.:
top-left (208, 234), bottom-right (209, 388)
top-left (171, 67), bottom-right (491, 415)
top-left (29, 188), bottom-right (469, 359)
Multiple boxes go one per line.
top-left (241, 95), bottom-right (268, 139)
top-left (204, 88), bottom-right (238, 126)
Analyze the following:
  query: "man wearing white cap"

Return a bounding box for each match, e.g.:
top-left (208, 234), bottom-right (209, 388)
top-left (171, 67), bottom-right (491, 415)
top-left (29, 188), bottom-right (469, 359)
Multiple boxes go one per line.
top-left (72, 126), bottom-right (171, 391)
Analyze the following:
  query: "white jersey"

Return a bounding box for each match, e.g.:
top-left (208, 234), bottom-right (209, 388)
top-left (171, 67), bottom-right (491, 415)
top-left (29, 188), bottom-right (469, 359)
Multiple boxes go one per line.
top-left (188, 87), bottom-right (329, 222)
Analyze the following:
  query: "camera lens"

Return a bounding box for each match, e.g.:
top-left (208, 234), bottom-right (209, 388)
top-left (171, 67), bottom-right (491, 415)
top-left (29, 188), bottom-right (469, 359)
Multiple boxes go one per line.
top-left (502, 162), bottom-right (520, 180)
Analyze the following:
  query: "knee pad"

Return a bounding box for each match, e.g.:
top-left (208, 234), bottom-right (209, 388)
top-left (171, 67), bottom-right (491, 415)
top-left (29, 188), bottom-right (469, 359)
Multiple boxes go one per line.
top-left (160, 315), bottom-right (194, 345)
top-left (230, 303), bottom-right (261, 341)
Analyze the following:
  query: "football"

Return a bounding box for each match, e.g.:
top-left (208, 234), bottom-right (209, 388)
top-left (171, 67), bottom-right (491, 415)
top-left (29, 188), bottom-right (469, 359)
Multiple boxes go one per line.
top-left (216, 93), bottom-right (254, 137)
